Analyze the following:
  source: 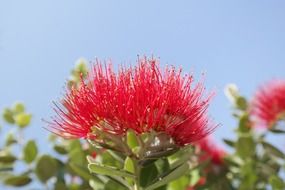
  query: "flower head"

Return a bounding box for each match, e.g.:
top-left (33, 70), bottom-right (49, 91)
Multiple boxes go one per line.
top-left (48, 57), bottom-right (216, 146)
top-left (251, 80), bottom-right (285, 127)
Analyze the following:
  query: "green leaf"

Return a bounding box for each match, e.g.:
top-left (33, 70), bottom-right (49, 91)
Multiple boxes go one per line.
top-left (238, 114), bottom-right (251, 133)
top-left (145, 162), bottom-right (190, 190)
top-left (140, 163), bottom-right (159, 187)
top-left (12, 103), bottom-right (25, 114)
top-left (88, 163), bottom-right (135, 179)
top-left (0, 154), bottom-right (17, 164)
top-left (55, 181), bottom-right (68, 190)
top-left (262, 141), bottom-right (285, 159)
top-left (23, 140), bottom-right (38, 164)
top-left (107, 175), bottom-right (132, 190)
top-left (124, 157), bottom-right (135, 174)
top-left (54, 145), bottom-right (68, 155)
top-left (69, 148), bottom-right (86, 166)
top-left (100, 150), bottom-right (123, 168)
top-left (69, 163), bottom-right (100, 182)
top-left (127, 130), bottom-right (139, 149)
top-left (89, 179), bottom-right (104, 190)
top-left (15, 113), bottom-right (32, 128)
top-left (68, 140), bottom-right (87, 166)
top-left (123, 157), bottom-right (135, 185)
top-left (236, 97), bottom-right (248, 111)
top-left (269, 175), bottom-right (285, 190)
top-left (104, 179), bottom-right (129, 190)
top-left (155, 158), bottom-right (170, 174)
top-left (0, 167), bottom-right (13, 172)
top-left (269, 128), bottom-right (285, 134)
top-left (3, 108), bottom-right (14, 124)
top-left (5, 133), bottom-right (17, 146)
top-left (4, 175), bottom-right (32, 187)
top-left (167, 175), bottom-right (190, 190)
top-left (223, 139), bottom-right (235, 147)
top-left (188, 169), bottom-right (200, 186)
top-left (35, 155), bottom-right (58, 183)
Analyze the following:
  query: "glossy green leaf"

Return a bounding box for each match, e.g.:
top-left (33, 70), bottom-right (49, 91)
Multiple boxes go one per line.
top-left (140, 163), bottom-right (159, 187)
top-left (124, 157), bottom-right (135, 174)
top-left (23, 140), bottom-right (38, 164)
top-left (145, 162), bottom-right (190, 190)
top-left (88, 163), bottom-right (135, 179)
top-left (15, 113), bottom-right (32, 128)
top-left (4, 175), bottom-right (32, 187)
top-left (35, 155), bottom-right (58, 183)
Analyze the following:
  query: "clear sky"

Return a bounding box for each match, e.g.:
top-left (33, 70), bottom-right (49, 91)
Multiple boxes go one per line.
top-left (1, 0), bottom-right (285, 167)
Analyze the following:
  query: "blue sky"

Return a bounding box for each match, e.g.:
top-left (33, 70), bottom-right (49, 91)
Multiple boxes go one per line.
top-left (1, 0), bottom-right (285, 164)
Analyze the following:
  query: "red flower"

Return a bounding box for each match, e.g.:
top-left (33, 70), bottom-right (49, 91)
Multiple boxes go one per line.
top-left (251, 80), bottom-right (285, 127)
top-left (48, 57), bottom-right (216, 146)
top-left (196, 137), bottom-right (225, 165)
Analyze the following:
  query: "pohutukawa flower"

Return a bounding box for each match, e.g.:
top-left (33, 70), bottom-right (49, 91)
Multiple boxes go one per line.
top-left (196, 137), bottom-right (225, 165)
top-left (251, 80), bottom-right (285, 127)
top-left (48, 57), bottom-right (216, 146)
